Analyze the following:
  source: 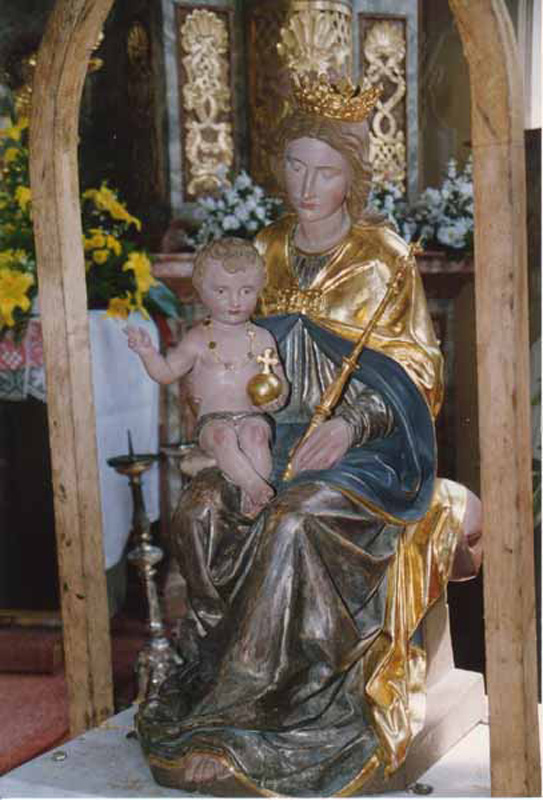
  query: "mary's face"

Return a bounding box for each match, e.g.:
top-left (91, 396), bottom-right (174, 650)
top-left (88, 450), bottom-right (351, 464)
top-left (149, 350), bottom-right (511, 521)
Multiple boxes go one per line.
top-left (284, 137), bottom-right (351, 223)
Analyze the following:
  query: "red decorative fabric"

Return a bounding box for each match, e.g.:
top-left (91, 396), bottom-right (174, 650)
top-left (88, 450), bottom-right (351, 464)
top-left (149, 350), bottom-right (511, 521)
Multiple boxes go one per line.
top-left (0, 320), bottom-right (44, 371)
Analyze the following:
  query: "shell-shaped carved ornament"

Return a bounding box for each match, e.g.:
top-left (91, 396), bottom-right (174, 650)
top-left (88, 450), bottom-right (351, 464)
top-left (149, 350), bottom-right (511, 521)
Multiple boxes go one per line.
top-left (364, 21), bottom-right (405, 65)
top-left (278, 10), bottom-right (350, 76)
top-left (181, 9), bottom-right (228, 55)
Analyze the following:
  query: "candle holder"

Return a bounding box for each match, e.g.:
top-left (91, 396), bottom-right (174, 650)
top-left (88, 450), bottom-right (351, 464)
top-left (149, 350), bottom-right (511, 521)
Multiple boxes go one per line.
top-left (108, 434), bottom-right (183, 702)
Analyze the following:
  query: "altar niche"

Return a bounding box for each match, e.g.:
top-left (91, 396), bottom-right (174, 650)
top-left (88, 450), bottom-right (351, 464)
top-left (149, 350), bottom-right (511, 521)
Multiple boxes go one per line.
top-left (28, 0), bottom-right (540, 795)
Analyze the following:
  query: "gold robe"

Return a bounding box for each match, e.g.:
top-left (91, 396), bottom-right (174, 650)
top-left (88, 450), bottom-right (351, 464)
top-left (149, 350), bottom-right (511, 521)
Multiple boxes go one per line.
top-left (256, 214), bottom-right (444, 417)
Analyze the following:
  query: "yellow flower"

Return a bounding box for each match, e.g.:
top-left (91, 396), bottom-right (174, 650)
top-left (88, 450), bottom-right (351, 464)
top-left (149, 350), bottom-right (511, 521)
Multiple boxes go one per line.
top-left (104, 295), bottom-right (134, 320)
top-left (0, 117), bottom-right (29, 142)
top-left (130, 290), bottom-right (150, 319)
top-left (83, 185), bottom-right (141, 230)
top-left (0, 267), bottom-right (34, 327)
top-left (122, 251), bottom-right (156, 295)
top-left (92, 249), bottom-right (109, 265)
top-left (15, 186), bottom-right (32, 212)
top-left (84, 231), bottom-right (106, 250)
top-left (106, 235), bottom-right (122, 256)
top-left (0, 249), bottom-right (28, 268)
top-left (4, 147), bottom-right (19, 164)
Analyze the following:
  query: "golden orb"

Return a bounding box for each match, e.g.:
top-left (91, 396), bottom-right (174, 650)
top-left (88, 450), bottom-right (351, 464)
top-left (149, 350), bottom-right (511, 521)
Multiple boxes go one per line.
top-left (247, 372), bottom-right (283, 407)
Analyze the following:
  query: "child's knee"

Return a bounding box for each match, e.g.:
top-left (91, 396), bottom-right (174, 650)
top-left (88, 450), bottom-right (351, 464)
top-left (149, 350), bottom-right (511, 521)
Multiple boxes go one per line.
top-left (199, 420), bottom-right (237, 452)
top-left (239, 418), bottom-right (270, 447)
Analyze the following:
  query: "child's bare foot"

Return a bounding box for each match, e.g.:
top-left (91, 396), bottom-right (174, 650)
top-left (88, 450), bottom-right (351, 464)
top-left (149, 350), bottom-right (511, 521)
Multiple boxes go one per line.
top-left (241, 479), bottom-right (274, 518)
top-left (184, 751), bottom-right (233, 784)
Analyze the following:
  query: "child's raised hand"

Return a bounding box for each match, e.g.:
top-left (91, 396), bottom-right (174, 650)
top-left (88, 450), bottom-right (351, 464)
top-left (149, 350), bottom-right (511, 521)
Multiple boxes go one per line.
top-left (124, 325), bottom-right (154, 354)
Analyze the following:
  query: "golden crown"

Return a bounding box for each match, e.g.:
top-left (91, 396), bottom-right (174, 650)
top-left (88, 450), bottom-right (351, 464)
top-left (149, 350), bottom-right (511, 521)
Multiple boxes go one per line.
top-left (291, 72), bottom-right (382, 123)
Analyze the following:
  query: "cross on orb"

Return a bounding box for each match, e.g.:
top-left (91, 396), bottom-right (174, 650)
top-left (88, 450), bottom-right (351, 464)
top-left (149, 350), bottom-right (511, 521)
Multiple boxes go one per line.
top-left (256, 348), bottom-right (279, 374)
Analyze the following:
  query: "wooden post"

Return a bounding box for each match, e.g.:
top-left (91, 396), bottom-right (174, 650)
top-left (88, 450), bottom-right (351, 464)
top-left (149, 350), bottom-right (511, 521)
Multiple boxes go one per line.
top-left (28, 0), bottom-right (115, 735)
top-left (449, 0), bottom-right (541, 795)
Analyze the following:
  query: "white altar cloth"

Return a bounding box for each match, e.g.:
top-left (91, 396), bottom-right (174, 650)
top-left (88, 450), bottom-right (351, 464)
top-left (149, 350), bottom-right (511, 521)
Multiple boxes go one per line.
top-left (88, 311), bottom-right (160, 568)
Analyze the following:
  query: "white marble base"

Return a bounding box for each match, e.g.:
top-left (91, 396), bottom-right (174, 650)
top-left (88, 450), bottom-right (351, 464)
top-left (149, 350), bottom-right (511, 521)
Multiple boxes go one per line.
top-left (0, 701), bottom-right (495, 799)
top-left (1, 701), bottom-right (542, 798)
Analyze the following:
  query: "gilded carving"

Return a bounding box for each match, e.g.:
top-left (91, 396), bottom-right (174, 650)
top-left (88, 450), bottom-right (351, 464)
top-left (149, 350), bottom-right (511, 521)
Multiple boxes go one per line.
top-left (278, 2), bottom-right (352, 77)
top-left (179, 9), bottom-right (234, 198)
top-left (359, 18), bottom-right (407, 188)
top-left (260, 286), bottom-right (325, 317)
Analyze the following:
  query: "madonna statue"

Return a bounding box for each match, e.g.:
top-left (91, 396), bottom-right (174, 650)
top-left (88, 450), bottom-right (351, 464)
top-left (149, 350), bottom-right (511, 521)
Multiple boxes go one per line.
top-left (136, 74), bottom-right (482, 796)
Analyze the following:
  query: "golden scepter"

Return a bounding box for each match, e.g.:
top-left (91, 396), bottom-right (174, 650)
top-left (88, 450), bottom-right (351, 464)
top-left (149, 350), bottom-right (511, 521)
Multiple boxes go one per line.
top-left (282, 244), bottom-right (420, 481)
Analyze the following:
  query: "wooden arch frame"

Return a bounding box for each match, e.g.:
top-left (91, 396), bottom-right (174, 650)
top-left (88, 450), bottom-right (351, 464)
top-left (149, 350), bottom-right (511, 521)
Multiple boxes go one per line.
top-left (28, 0), bottom-right (540, 794)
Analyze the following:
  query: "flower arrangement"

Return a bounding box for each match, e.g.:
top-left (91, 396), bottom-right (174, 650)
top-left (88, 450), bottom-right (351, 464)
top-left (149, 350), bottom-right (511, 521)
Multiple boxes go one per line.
top-left (189, 169), bottom-right (283, 247)
top-left (370, 157), bottom-right (474, 255)
top-left (0, 116), bottom-right (180, 341)
top-left (369, 180), bottom-right (411, 241)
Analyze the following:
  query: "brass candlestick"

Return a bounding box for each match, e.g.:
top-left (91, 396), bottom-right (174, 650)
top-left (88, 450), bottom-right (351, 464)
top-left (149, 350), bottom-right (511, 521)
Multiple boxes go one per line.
top-left (108, 432), bottom-right (183, 702)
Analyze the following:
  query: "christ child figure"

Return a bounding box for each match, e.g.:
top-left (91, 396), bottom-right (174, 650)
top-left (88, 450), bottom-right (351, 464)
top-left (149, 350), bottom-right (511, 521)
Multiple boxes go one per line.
top-left (125, 237), bottom-right (288, 516)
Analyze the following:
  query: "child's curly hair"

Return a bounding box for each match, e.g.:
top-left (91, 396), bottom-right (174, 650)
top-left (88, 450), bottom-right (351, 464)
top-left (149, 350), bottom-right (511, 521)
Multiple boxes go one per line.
top-left (192, 237), bottom-right (266, 291)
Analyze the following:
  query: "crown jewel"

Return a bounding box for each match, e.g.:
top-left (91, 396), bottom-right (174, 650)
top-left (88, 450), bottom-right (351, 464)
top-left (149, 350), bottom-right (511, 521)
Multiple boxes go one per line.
top-left (291, 72), bottom-right (382, 123)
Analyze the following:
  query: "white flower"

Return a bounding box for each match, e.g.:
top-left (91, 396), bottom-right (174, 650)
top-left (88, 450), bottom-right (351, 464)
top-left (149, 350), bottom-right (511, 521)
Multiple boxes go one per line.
top-left (235, 204), bottom-right (251, 223)
top-left (191, 171), bottom-right (281, 243)
top-left (424, 188), bottom-right (442, 207)
top-left (225, 189), bottom-right (238, 206)
top-left (244, 195), bottom-right (258, 212)
top-left (215, 164), bottom-right (228, 182)
top-left (200, 197), bottom-right (215, 212)
top-left (456, 178), bottom-right (473, 198)
top-left (437, 217), bottom-right (470, 249)
top-left (221, 214), bottom-right (240, 231)
top-left (402, 220), bottom-right (417, 242)
top-left (235, 171), bottom-right (252, 190)
top-left (420, 223), bottom-right (435, 240)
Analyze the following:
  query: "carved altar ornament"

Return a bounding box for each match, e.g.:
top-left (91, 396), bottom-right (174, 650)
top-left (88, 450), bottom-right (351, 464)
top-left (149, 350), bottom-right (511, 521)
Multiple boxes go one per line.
top-left (180, 9), bottom-right (234, 197)
top-left (362, 19), bottom-right (407, 187)
top-left (278, 0), bottom-right (353, 77)
top-left (185, 121), bottom-right (234, 196)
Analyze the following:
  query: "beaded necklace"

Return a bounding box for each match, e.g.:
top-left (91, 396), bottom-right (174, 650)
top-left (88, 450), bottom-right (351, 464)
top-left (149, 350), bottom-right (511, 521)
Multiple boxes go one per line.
top-left (204, 318), bottom-right (256, 372)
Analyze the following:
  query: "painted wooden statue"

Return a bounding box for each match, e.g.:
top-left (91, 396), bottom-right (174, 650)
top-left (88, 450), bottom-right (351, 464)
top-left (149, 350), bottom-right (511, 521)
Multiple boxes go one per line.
top-left (134, 73), bottom-right (482, 796)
